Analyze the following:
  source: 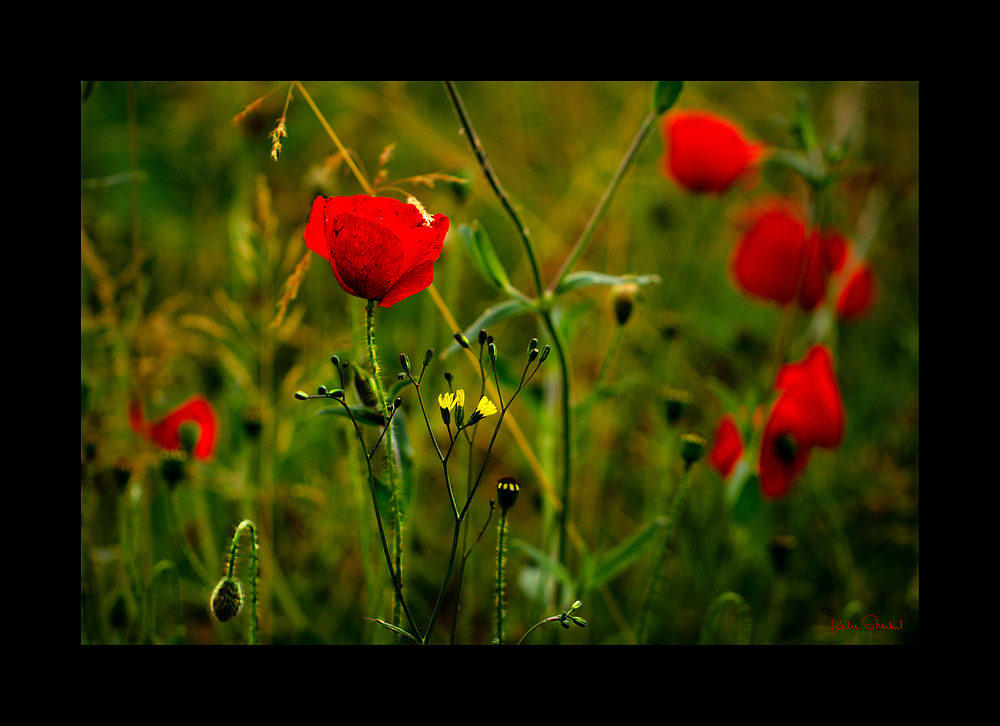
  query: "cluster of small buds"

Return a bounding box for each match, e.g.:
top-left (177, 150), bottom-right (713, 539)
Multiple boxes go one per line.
top-left (559, 600), bottom-right (587, 629)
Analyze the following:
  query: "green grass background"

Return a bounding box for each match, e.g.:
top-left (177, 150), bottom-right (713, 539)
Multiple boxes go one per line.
top-left (81, 81), bottom-right (918, 644)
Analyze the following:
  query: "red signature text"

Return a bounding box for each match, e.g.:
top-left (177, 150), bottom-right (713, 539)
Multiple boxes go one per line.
top-left (832, 615), bottom-right (902, 634)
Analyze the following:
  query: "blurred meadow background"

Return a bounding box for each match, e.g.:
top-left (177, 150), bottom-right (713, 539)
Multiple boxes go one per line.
top-left (80, 81), bottom-right (918, 644)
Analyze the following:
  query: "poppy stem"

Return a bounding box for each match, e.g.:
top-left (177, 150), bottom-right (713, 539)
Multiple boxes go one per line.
top-left (496, 508), bottom-right (509, 644)
top-left (364, 298), bottom-right (406, 637)
top-left (443, 81), bottom-right (545, 299)
top-left (547, 109), bottom-right (658, 297)
top-left (224, 519), bottom-right (260, 645)
top-left (635, 462), bottom-right (695, 644)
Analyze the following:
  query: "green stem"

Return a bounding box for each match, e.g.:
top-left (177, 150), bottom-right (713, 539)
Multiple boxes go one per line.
top-left (547, 109), bottom-right (658, 297)
top-left (496, 509), bottom-right (509, 644)
top-left (227, 519), bottom-right (260, 645)
top-left (443, 81), bottom-right (545, 299)
top-left (636, 462), bottom-right (695, 644)
top-left (698, 591), bottom-right (752, 645)
top-left (541, 310), bottom-right (573, 598)
top-left (365, 298), bottom-right (404, 635)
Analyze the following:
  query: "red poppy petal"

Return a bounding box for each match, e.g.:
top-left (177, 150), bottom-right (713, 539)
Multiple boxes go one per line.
top-left (377, 214), bottom-right (448, 308)
top-left (759, 408), bottom-right (813, 497)
top-left (147, 396), bottom-right (218, 460)
top-left (325, 212), bottom-right (406, 301)
top-left (773, 346), bottom-right (844, 449)
top-left (708, 414), bottom-right (743, 477)
top-left (664, 112), bottom-right (761, 193)
top-left (837, 265), bottom-right (877, 319)
top-left (732, 209), bottom-right (808, 305)
top-left (303, 196), bottom-right (332, 261)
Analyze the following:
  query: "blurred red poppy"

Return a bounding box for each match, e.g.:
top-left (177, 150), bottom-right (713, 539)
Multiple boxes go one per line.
top-left (708, 414), bottom-right (743, 478)
top-left (759, 346), bottom-right (844, 497)
top-left (836, 262), bottom-right (877, 319)
top-left (304, 194), bottom-right (449, 308)
top-left (732, 205), bottom-right (828, 311)
top-left (129, 395), bottom-right (218, 460)
top-left (662, 111), bottom-right (764, 194)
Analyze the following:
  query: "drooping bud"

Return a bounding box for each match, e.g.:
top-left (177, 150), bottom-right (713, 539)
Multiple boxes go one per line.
top-left (209, 576), bottom-right (244, 622)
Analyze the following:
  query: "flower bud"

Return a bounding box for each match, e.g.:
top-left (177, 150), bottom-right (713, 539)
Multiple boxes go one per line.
top-left (209, 576), bottom-right (244, 622)
top-left (681, 432), bottom-right (707, 469)
top-left (528, 338), bottom-right (538, 356)
top-left (478, 329), bottom-right (488, 346)
top-left (317, 385), bottom-right (327, 396)
top-left (394, 397), bottom-right (403, 410)
top-left (611, 283), bottom-right (640, 326)
top-left (528, 347), bottom-right (538, 363)
top-left (294, 391), bottom-right (309, 400)
top-left (455, 332), bottom-right (470, 349)
top-left (399, 353), bottom-right (411, 374)
top-left (331, 355), bottom-right (341, 370)
top-left (496, 476), bottom-right (520, 511)
top-left (488, 342), bottom-right (497, 362)
top-left (422, 348), bottom-right (434, 368)
top-left (354, 368), bottom-right (379, 408)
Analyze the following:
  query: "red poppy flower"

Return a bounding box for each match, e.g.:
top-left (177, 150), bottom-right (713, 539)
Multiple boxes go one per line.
top-left (759, 346), bottom-right (844, 497)
top-left (836, 262), bottom-right (877, 319)
top-left (732, 205), bottom-right (830, 311)
top-left (304, 194), bottom-right (449, 309)
top-left (662, 111), bottom-right (764, 194)
top-left (708, 414), bottom-right (743, 478)
top-left (129, 395), bottom-right (218, 460)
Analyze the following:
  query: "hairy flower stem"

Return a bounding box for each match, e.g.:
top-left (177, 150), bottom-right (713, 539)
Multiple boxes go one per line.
top-left (226, 519), bottom-right (260, 645)
top-left (636, 463), bottom-right (695, 644)
top-left (496, 509), bottom-right (510, 644)
top-left (365, 298), bottom-right (405, 636)
top-left (443, 81), bottom-right (545, 299)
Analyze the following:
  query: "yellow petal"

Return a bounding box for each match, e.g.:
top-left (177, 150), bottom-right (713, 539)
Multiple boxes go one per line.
top-left (475, 396), bottom-right (498, 417)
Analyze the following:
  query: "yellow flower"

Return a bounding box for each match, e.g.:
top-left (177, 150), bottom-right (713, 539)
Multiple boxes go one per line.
top-left (438, 391), bottom-right (456, 426)
top-left (466, 395), bottom-right (498, 426)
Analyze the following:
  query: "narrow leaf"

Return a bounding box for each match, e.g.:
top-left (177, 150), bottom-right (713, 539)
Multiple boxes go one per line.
top-left (556, 271), bottom-right (661, 295)
top-left (590, 516), bottom-right (667, 589)
top-left (652, 81), bottom-right (684, 115)
top-left (442, 298), bottom-right (531, 357)
top-left (512, 539), bottom-right (575, 590)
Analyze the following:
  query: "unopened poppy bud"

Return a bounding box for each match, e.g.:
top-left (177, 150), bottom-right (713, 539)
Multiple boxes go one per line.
top-left (294, 390), bottom-right (309, 400)
top-left (399, 353), bottom-right (411, 374)
top-left (160, 449), bottom-right (187, 489)
top-left (113, 457), bottom-right (132, 492)
top-left (496, 476), bottom-right (520, 511)
top-left (354, 369), bottom-right (379, 408)
top-left (455, 333), bottom-right (470, 349)
top-left (479, 329), bottom-right (488, 346)
top-left (612, 283), bottom-right (640, 326)
top-left (422, 348), bottom-right (434, 368)
top-left (664, 388), bottom-right (693, 425)
top-left (210, 576), bottom-right (244, 622)
top-left (680, 432), bottom-right (707, 468)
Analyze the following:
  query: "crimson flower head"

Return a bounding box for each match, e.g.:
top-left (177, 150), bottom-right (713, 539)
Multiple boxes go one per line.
top-left (708, 414), bottom-right (743, 478)
top-left (759, 346), bottom-right (844, 497)
top-left (731, 203), bottom-right (828, 311)
top-left (304, 194), bottom-right (449, 308)
top-left (662, 110), bottom-right (764, 194)
top-left (837, 265), bottom-right (877, 318)
top-left (129, 395), bottom-right (218, 460)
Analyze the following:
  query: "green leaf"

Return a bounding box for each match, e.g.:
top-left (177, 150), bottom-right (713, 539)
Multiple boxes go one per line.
top-left (442, 298), bottom-right (532, 357)
top-left (590, 516), bottom-right (667, 590)
top-left (652, 81), bottom-right (684, 115)
top-left (512, 539), bottom-right (575, 591)
top-left (555, 271), bottom-right (661, 296)
top-left (362, 617), bottom-right (420, 644)
top-left (458, 221), bottom-right (512, 292)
